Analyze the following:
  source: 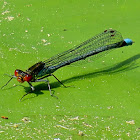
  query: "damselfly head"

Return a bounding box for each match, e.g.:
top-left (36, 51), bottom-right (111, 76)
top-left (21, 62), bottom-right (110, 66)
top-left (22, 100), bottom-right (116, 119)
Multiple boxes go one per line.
top-left (124, 38), bottom-right (133, 46)
top-left (14, 69), bottom-right (32, 83)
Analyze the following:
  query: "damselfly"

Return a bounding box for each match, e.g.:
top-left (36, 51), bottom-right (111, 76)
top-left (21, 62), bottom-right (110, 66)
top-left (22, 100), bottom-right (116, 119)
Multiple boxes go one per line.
top-left (1, 29), bottom-right (133, 100)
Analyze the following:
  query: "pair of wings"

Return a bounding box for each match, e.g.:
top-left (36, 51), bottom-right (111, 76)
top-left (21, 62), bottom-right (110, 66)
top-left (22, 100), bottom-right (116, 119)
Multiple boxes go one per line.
top-left (43, 29), bottom-right (123, 67)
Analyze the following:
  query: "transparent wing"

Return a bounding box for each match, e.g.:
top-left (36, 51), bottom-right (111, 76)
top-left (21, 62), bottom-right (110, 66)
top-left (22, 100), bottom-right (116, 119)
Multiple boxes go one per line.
top-left (43, 29), bottom-right (123, 67)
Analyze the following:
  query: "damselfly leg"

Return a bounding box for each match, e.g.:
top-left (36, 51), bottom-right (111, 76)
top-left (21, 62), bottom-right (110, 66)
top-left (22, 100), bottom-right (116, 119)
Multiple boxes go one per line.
top-left (35, 78), bottom-right (58, 99)
top-left (20, 82), bottom-right (35, 101)
top-left (20, 77), bottom-right (59, 101)
top-left (20, 92), bottom-right (30, 101)
top-left (38, 74), bottom-right (68, 88)
top-left (47, 80), bottom-right (58, 99)
top-left (28, 82), bottom-right (35, 91)
top-left (50, 74), bottom-right (68, 88)
top-left (1, 77), bottom-right (14, 89)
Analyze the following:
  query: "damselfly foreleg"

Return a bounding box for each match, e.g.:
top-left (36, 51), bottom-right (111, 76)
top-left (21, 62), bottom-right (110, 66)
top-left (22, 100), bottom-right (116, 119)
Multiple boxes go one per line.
top-left (20, 82), bottom-right (35, 101)
top-left (1, 77), bottom-right (14, 89)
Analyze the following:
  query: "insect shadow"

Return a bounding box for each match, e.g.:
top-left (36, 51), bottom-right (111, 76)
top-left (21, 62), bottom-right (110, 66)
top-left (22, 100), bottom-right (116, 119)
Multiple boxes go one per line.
top-left (60, 53), bottom-right (140, 84)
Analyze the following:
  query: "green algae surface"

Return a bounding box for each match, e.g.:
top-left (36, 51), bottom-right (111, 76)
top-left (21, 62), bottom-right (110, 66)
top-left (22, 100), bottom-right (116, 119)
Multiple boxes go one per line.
top-left (0, 0), bottom-right (140, 139)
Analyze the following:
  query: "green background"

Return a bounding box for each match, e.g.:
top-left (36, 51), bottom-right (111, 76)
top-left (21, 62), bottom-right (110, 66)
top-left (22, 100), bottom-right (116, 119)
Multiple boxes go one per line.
top-left (0, 0), bottom-right (140, 139)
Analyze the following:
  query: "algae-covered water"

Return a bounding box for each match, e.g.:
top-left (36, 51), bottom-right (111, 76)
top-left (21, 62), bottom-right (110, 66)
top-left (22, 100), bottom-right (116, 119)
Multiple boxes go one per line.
top-left (0, 0), bottom-right (140, 139)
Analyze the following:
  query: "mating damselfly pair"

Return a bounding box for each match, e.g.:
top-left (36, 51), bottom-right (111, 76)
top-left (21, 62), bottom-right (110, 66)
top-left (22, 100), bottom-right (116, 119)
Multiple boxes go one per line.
top-left (1, 29), bottom-right (133, 100)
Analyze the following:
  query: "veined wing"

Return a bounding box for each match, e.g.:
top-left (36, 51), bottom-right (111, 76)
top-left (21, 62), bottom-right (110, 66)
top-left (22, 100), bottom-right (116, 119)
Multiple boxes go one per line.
top-left (43, 29), bottom-right (123, 67)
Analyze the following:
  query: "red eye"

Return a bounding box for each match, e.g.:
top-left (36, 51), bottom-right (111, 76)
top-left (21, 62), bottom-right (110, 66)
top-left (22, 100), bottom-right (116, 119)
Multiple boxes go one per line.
top-left (24, 74), bottom-right (32, 82)
top-left (14, 70), bottom-right (19, 76)
top-left (17, 76), bottom-right (24, 83)
top-left (14, 69), bottom-right (32, 82)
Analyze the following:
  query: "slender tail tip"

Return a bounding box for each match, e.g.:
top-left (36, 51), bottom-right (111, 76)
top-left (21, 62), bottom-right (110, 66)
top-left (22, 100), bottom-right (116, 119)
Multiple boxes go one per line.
top-left (124, 38), bottom-right (134, 46)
